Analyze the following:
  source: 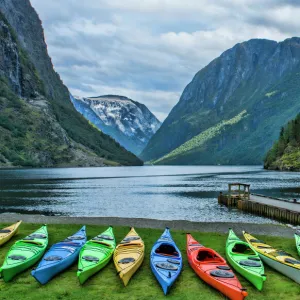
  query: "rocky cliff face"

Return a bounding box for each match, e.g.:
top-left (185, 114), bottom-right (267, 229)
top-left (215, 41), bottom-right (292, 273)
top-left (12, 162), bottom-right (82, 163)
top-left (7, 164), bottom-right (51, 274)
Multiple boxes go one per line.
top-left (71, 95), bottom-right (161, 155)
top-left (0, 0), bottom-right (142, 167)
top-left (141, 38), bottom-right (300, 165)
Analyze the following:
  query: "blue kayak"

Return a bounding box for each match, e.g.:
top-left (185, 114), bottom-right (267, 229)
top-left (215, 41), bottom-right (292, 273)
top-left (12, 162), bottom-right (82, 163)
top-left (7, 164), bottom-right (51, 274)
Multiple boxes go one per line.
top-left (150, 227), bottom-right (182, 295)
top-left (32, 226), bottom-right (87, 284)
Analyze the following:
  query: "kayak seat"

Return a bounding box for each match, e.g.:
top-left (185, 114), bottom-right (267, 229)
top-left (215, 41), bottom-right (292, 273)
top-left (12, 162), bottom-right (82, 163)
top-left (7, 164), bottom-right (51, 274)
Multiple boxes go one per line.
top-left (118, 257), bottom-right (135, 264)
top-left (210, 270), bottom-right (234, 278)
top-left (197, 250), bottom-right (223, 263)
top-left (20, 240), bottom-right (44, 246)
top-left (155, 244), bottom-right (179, 257)
top-left (232, 243), bottom-right (256, 255)
top-left (155, 262), bottom-right (178, 271)
top-left (284, 258), bottom-right (300, 265)
top-left (8, 255), bottom-right (26, 261)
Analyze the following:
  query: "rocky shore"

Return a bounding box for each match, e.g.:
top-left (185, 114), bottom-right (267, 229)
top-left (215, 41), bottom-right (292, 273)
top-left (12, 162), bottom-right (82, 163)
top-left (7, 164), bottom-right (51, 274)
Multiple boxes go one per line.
top-left (0, 213), bottom-right (297, 238)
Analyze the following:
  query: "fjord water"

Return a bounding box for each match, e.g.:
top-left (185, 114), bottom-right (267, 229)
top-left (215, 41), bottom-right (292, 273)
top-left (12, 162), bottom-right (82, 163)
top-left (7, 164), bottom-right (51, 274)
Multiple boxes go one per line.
top-left (0, 166), bottom-right (299, 223)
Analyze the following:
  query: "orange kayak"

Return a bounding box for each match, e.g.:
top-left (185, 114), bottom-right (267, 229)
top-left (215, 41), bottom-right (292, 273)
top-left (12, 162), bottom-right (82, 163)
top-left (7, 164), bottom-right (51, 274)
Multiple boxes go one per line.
top-left (186, 234), bottom-right (247, 300)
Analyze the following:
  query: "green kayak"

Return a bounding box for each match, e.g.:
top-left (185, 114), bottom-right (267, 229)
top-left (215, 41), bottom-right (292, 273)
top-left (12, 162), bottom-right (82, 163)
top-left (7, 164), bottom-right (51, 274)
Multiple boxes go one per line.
top-left (77, 226), bottom-right (116, 284)
top-left (0, 225), bottom-right (48, 282)
top-left (226, 229), bottom-right (266, 291)
top-left (295, 232), bottom-right (300, 256)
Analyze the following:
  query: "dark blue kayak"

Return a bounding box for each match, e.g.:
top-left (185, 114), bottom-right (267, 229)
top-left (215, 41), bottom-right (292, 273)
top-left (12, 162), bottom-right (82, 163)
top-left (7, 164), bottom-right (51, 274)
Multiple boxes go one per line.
top-left (31, 226), bottom-right (87, 284)
top-left (150, 227), bottom-right (182, 295)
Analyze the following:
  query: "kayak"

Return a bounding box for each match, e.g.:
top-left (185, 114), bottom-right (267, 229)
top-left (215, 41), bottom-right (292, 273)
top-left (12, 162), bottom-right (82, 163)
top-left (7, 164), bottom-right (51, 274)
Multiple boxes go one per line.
top-left (0, 221), bottom-right (22, 246)
top-left (32, 226), bottom-right (87, 284)
top-left (187, 234), bottom-right (248, 300)
top-left (226, 229), bottom-right (266, 291)
top-left (150, 227), bottom-right (182, 295)
top-left (114, 227), bottom-right (144, 286)
top-left (77, 226), bottom-right (115, 284)
top-left (295, 231), bottom-right (300, 256)
top-left (243, 231), bottom-right (300, 284)
top-left (0, 225), bottom-right (48, 282)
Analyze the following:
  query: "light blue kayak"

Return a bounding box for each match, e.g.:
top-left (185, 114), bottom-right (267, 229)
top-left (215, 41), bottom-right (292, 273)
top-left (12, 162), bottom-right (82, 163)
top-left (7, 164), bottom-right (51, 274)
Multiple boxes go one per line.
top-left (150, 228), bottom-right (182, 295)
top-left (32, 226), bottom-right (86, 284)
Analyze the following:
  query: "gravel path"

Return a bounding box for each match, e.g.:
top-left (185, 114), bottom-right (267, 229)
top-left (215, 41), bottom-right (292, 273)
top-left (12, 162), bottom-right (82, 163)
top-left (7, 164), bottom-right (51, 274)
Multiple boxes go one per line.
top-left (0, 213), bottom-right (298, 238)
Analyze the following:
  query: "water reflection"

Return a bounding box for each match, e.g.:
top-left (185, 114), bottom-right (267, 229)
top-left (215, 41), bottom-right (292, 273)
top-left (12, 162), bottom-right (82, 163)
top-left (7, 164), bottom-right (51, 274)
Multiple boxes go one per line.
top-left (0, 166), bottom-right (299, 222)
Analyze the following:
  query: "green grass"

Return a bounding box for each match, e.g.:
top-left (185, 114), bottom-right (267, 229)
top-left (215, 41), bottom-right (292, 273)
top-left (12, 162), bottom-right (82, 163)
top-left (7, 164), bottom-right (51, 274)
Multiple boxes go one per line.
top-left (0, 223), bottom-right (299, 299)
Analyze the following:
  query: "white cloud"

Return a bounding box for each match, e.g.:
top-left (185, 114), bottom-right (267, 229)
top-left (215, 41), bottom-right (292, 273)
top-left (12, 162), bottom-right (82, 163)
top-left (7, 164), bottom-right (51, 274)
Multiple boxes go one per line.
top-left (30, 0), bottom-right (298, 121)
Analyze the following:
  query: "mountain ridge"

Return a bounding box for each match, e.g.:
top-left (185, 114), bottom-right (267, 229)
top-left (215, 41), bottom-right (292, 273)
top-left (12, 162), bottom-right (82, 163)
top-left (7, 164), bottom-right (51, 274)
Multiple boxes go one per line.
top-left (0, 0), bottom-right (142, 167)
top-left (141, 37), bottom-right (300, 165)
top-left (71, 95), bottom-right (161, 155)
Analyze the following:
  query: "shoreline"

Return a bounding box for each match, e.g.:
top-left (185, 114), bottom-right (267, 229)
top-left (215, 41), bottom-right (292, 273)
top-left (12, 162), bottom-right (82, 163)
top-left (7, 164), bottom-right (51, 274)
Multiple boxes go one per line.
top-left (0, 213), bottom-right (297, 238)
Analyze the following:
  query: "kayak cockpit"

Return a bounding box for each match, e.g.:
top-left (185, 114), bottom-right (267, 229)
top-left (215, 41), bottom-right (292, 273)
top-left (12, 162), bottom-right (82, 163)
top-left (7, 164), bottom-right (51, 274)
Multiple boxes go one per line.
top-left (155, 244), bottom-right (179, 257)
top-left (232, 243), bottom-right (256, 255)
top-left (197, 250), bottom-right (224, 263)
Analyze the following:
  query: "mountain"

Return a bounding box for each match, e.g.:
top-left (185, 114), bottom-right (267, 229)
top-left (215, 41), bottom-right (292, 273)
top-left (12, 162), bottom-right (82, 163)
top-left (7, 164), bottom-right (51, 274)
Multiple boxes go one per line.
top-left (70, 95), bottom-right (161, 155)
top-left (141, 38), bottom-right (300, 165)
top-left (0, 0), bottom-right (142, 167)
top-left (264, 113), bottom-right (300, 171)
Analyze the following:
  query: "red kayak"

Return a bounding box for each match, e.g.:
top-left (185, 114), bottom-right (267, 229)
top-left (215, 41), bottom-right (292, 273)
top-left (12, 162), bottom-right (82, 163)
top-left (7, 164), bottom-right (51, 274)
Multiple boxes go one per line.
top-left (187, 234), bottom-right (248, 300)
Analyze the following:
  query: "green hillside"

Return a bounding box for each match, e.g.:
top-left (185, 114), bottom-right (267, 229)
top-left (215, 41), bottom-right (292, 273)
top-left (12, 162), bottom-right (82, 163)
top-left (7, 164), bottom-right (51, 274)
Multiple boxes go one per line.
top-left (141, 38), bottom-right (300, 165)
top-left (0, 8), bottom-right (142, 167)
top-left (264, 114), bottom-right (300, 171)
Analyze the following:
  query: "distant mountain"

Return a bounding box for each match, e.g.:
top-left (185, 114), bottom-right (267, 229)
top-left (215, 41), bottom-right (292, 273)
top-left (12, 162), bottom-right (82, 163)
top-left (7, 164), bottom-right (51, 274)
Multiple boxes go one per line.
top-left (141, 38), bottom-right (300, 165)
top-left (0, 0), bottom-right (142, 167)
top-left (70, 95), bottom-right (161, 155)
top-left (264, 113), bottom-right (300, 171)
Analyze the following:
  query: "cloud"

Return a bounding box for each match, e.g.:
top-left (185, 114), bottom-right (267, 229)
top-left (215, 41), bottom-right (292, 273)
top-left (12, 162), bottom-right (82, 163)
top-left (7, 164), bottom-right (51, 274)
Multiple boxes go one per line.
top-left (30, 0), bottom-right (298, 121)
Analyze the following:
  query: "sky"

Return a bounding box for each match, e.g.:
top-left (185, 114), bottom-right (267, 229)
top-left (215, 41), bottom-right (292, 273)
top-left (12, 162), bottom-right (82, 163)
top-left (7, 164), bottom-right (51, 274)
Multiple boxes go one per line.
top-left (30, 0), bottom-right (300, 121)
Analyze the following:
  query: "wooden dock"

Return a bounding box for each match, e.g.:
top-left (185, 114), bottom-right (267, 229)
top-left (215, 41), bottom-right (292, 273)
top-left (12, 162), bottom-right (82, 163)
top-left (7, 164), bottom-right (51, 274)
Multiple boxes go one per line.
top-left (218, 183), bottom-right (300, 225)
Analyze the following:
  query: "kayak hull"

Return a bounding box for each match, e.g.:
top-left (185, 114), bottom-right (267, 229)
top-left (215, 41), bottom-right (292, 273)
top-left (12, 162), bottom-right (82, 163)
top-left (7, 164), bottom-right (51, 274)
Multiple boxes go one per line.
top-left (0, 221), bottom-right (22, 247)
top-left (243, 231), bottom-right (300, 285)
top-left (226, 229), bottom-right (266, 291)
top-left (77, 226), bottom-right (115, 284)
top-left (32, 226), bottom-right (87, 284)
top-left (114, 227), bottom-right (145, 286)
top-left (150, 228), bottom-right (182, 295)
top-left (0, 225), bottom-right (48, 282)
top-left (187, 234), bottom-right (247, 300)
top-left (260, 251), bottom-right (300, 284)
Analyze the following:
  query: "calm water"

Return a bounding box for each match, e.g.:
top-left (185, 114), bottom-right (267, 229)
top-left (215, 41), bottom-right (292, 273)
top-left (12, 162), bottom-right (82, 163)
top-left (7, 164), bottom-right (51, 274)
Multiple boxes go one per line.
top-left (0, 166), bottom-right (299, 223)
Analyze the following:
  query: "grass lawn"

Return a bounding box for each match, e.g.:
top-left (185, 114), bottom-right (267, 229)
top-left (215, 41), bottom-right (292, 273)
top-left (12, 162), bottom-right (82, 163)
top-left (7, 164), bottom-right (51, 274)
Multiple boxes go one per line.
top-left (0, 223), bottom-right (299, 300)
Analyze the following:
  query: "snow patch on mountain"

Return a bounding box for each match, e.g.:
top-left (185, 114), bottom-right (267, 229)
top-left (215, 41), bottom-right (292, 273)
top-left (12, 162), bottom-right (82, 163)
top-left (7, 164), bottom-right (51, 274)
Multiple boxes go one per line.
top-left (70, 95), bottom-right (161, 155)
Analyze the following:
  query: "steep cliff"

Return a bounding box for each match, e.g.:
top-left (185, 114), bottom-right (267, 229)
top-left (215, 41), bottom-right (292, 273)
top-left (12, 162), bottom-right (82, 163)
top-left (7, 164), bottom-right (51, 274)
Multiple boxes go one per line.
top-left (71, 95), bottom-right (161, 155)
top-left (141, 38), bottom-right (300, 165)
top-left (0, 0), bottom-right (142, 167)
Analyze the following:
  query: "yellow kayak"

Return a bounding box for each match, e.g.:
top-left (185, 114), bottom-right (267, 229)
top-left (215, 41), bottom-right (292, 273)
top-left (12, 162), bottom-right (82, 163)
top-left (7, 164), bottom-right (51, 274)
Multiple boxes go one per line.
top-left (0, 221), bottom-right (22, 246)
top-left (113, 227), bottom-right (144, 286)
top-left (243, 231), bottom-right (300, 284)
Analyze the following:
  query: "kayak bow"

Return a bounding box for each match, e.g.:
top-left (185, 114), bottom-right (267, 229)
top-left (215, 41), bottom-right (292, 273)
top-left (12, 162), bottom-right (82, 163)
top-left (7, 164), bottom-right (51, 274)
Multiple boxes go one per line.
top-left (226, 229), bottom-right (266, 290)
top-left (150, 227), bottom-right (182, 295)
top-left (32, 226), bottom-right (87, 284)
top-left (243, 231), bottom-right (300, 284)
top-left (187, 233), bottom-right (248, 300)
top-left (77, 226), bottom-right (115, 284)
top-left (0, 225), bottom-right (48, 282)
top-left (114, 227), bottom-right (144, 286)
top-left (0, 221), bottom-right (22, 247)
